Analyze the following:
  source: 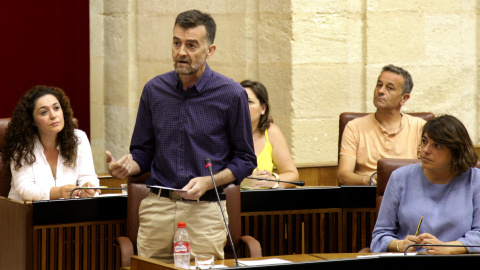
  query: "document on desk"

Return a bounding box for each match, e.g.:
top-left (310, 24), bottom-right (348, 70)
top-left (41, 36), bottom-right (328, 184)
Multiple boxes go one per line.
top-left (357, 253), bottom-right (417, 259)
top-left (237, 258), bottom-right (293, 266)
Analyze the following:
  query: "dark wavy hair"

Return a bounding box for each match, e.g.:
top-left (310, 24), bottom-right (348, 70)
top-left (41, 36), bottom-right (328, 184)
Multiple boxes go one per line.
top-left (240, 80), bottom-right (271, 133)
top-left (2, 85), bottom-right (78, 173)
top-left (421, 114), bottom-right (478, 176)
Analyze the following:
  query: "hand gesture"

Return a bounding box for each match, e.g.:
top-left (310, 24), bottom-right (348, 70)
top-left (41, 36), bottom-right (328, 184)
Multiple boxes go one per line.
top-left (105, 150), bottom-right (134, 179)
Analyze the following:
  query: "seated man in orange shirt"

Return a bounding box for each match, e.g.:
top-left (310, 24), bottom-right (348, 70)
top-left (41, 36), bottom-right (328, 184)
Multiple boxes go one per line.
top-left (337, 64), bottom-right (426, 186)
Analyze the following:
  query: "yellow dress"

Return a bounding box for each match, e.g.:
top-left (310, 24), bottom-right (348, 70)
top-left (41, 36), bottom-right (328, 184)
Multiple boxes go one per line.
top-left (241, 129), bottom-right (273, 189)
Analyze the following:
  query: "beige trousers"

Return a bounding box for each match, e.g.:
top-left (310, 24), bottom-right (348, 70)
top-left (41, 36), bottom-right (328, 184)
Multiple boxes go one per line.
top-left (137, 192), bottom-right (228, 263)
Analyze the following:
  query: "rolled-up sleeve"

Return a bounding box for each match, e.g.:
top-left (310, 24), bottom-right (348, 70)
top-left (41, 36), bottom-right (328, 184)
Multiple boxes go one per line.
top-left (130, 87), bottom-right (156, 175)
top-left (226, 89), bottom-right (256, 184)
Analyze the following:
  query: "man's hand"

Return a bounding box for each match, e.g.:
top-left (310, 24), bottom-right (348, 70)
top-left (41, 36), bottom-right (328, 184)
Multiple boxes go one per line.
top-left (177, 176), bottom-right (212, 200)
top-left (106, 150), bottom-right (137, 179)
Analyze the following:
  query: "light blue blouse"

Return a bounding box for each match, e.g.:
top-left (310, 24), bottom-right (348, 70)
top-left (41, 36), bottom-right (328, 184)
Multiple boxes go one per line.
top-left (371, 163), bottom-right (480, 253)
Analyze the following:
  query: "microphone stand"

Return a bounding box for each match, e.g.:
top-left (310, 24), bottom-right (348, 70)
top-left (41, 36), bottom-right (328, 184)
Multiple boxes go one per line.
top-left (204, 158), bottom-right (239, 267)
top-left (246, 176), bottom-right (305, 187)
top-left (403, 244), bottom-right (480, 255)
top-left (69, 187), bottom-right (127, 199)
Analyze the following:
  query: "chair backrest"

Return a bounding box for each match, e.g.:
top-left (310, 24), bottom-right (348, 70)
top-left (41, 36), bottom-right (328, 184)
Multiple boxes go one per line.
top-left (0, 117), bottom-right (79, 198)
top-left (0, 118), bottom-right (11, 197)
top-left (338, 112), bottom-right (435, 159)
top-left (125, 173), bottom-right (243, 258)
top-left (223, 184), bottom-right (241, 259)
top-left (375, 158), bottom-right (420, 216)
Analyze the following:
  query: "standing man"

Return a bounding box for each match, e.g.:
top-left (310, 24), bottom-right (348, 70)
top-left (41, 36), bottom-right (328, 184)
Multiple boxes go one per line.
top-left (106, 10), bottom-right (256, 262)
top-left (337, 64), bottom-right (426, 186)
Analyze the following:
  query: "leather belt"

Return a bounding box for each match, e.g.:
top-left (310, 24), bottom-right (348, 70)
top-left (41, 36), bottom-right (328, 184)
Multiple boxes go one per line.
top-left (150, 188), bottom-right (225, 201)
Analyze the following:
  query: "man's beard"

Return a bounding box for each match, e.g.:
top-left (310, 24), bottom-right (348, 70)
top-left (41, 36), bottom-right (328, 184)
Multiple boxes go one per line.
top-left (174, 56), bottom-right (205, 75)
top-left (175, 63), bottom-right (196, 75)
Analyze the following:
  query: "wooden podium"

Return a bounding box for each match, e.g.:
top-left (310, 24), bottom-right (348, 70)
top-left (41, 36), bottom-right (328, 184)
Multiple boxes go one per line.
top-left (0, 195), bottom-right (127, 270)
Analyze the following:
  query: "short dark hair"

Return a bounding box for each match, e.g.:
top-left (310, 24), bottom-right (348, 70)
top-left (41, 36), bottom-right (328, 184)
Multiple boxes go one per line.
top-left (382, 64), bottom-right (414, 94)
top-left (175, 10), bottom-right (216, 45)
top-left (240, 80), bottom-right (271, 133)
top-left (421, 114), bottom-right (478, 176)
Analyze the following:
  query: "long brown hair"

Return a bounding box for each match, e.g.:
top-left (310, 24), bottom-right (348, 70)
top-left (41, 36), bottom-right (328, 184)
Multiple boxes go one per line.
top-left (240, 80), bottom-right (271, 133)
top-left (2, 85), bottom-right (78, 173)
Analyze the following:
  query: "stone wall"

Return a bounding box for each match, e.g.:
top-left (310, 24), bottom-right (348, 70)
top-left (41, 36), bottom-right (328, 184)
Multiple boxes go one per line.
top-left (90, 0), bottom-right (479, 173)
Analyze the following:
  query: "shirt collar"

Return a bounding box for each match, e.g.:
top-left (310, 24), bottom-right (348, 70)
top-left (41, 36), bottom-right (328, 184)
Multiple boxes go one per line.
top-left (174, 63), bottom-right (212, 94)
top-left (374, 113), bottom-right (405, 135)
top-left (34, 135), bottom-right (61, 152)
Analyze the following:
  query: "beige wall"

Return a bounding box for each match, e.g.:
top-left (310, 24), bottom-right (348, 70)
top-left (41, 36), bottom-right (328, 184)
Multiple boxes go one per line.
top-left (90, 0), bottom-right (480, 174)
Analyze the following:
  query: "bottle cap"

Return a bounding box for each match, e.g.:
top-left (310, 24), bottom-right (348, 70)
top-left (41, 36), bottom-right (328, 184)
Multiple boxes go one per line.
top-left (177, 222), bottom-right (186, 228)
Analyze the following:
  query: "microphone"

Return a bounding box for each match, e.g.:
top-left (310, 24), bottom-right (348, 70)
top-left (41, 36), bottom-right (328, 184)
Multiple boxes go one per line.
top-left (69, 186), bottom-right (127, 199)
top-left (246, 176), bottom-right (305, 186)
top-left (204, 158), bottom-right (239, 267)
top-left (403, 244), bottom-right (480, 255)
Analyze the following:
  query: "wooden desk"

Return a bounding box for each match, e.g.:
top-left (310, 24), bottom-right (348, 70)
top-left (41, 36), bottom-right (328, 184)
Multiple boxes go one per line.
top-left (240, 186), bottom-right (376, 256)
top-left (131, 253), bottom-right (480, 270)
top-left (0, 195), bottom-right (127, 270)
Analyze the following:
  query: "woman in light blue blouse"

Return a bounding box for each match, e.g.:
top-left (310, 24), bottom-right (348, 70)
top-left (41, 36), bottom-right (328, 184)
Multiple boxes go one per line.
top-left (371, 115), bottom-right (480, 254)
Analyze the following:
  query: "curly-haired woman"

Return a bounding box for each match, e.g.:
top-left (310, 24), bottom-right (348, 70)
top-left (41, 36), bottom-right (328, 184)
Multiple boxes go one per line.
top-left (2, 85), bottom-right (100, 201)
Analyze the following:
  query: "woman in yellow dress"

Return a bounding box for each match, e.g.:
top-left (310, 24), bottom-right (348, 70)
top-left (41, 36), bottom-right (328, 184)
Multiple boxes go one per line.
top-left (240, 80), bottom-right (299, 189)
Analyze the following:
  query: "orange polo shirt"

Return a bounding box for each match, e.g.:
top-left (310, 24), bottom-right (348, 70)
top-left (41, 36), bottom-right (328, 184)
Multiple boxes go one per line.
top-left (339, 113), bottom-right (426, 177)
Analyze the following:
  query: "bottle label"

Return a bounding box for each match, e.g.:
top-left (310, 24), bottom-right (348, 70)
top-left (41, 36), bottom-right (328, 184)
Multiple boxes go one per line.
top-left (174, 241), bottom-right (190, 253)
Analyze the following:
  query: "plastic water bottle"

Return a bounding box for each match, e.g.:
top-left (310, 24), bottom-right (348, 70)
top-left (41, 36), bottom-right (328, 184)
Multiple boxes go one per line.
top-left (173, 222), bottom-right (191, 269)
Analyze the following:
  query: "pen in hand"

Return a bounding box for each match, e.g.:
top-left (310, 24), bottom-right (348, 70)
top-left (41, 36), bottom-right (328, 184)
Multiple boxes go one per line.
top-left (415, 216), bottom-right (423, 237)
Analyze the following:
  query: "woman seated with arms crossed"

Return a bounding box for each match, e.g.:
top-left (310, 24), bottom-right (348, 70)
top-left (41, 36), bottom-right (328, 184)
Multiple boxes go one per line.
top-left (240, 80), bottom-right (299, 189)
top-left (371, 115), bottom-right (480, 254)
top-left (2, 85), bottom-right (100, 201)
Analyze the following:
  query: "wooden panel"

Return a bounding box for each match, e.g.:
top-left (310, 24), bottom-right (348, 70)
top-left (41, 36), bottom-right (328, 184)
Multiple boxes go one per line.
top-left (98, 174), bottom-right (127, 194)
top-left (241, 209), bottom-right (341, 257)
top-left (296, 163), bottom-right (338, 186)
top-left (0, 198), bottom-right (33, 270)
top-left (33, 220), bottom-right (125, 270)
top-left (342, 208), bottom-right (376, 253)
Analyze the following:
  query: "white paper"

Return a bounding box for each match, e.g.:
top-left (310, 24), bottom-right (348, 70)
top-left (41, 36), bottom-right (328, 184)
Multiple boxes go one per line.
top-left (147, 185), bottom-right (187, 192)
top-left (356, 252), bottom-right (417, 259)
top-left (237, 258), bottom-right (293, 266)
top-left (189, 265), bottom-right (227, 269)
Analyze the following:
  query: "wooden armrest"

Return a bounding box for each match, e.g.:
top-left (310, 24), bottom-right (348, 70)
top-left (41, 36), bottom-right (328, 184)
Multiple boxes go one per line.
top-left (116, 236), bottom-right (134, 267)
top-left (240, 235), bottom-right (262, 258)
